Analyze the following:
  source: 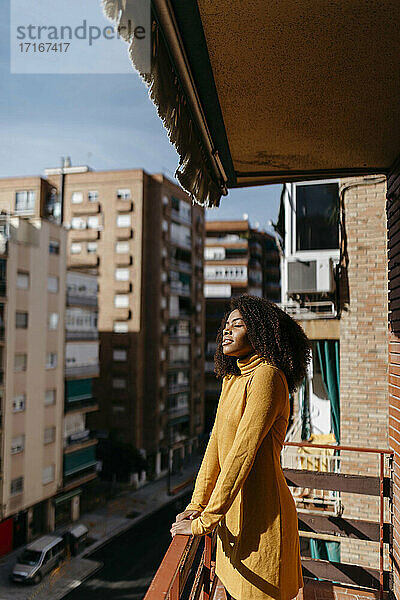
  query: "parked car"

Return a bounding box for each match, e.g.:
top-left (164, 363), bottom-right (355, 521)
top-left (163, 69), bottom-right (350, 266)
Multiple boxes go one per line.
top-left (11, 535), bottom-right (65, 584)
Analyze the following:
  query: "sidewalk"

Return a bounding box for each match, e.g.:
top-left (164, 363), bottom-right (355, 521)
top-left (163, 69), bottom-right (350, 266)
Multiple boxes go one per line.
top-left (79, 458), bottom-right (201, 556)
top-left (0, 458), bottom-right (201, 600)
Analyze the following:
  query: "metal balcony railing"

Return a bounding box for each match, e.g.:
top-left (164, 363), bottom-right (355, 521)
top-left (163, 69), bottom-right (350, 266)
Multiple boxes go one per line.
top-left (279, 300), bottom-right (337, 319)
top-left (144, 442), bottom-right (393, 600)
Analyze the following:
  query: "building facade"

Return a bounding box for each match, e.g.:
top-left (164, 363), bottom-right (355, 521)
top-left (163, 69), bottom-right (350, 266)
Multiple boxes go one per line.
top-left (279, 177), bottom-right (388, 569)
top-left (0, 217), bottom-right (66, 556)
top-left (43, 166), bottom-right (205, 479)
top-left (58, 270), bottom-right (99, 526)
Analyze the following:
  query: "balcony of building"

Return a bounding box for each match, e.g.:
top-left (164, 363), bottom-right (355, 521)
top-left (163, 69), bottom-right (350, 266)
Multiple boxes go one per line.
top-left (168, 320), bottom-right (191, 344)
top-left (70, 228), bottom-right (100, 242)
top-left (65, 377), bottom-right (99, 414)
top-left (71, 202), bottom-right (101, 215)
top-left (116, 227), bottom-right (133, 240)
top-left (114, 253), bottom-right (133, 266)
top-left (280, 300), bottom-right (337, 320)
top-left (144, 441), bottom-right (393, 600)
top-left (63, 444), bottom-right (98, 490)
top-left (68, 253), bottom-right (99, 268)
top-left (171, 208), bottom-right (192, 227)
top-left (66, 291), bottom-right (98, 308)
top-left (116, 199), bottom-right (134, 213)
top-left (170, 257), bottom-right (192, 274)
top-left (205, 236), bottom-right (248, 249)
top-left (65, 363), bottom-right (100, 378)
top-left (64, 432), bottom-right (97, 454)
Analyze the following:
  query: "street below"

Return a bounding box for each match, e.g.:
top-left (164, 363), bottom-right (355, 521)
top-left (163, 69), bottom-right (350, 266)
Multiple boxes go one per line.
top-left (63, 493), bottom-right (191, 600)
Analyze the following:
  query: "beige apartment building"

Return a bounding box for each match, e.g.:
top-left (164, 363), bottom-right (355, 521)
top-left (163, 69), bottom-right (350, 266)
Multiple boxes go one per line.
top-left (0, 214), bottom-right (66, 555)
top-left (43, 166), bottom-right (205, 479)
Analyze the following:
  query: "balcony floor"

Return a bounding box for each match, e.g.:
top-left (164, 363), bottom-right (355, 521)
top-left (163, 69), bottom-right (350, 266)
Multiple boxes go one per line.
top-left (214, 578), bottom-right (386, 600)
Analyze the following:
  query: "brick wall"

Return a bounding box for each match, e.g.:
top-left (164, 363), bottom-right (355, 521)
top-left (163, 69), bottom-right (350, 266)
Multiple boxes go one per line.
top-left (387, 161), bottom-right (400, 598)
top-left (339, 176), bottom-right (389, 568)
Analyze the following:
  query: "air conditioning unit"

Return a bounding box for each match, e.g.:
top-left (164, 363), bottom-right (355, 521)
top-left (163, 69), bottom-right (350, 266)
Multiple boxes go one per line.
top-left (287, 258), bottom-right (334, 293)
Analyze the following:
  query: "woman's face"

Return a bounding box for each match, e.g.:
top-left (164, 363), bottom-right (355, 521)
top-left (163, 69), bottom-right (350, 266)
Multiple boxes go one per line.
top-left (222, 309), bottom-right (254, 358)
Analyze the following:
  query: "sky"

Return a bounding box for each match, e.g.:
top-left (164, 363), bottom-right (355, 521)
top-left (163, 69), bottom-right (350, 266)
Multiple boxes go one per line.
top-left (0, 1), bottom-right (281, 232)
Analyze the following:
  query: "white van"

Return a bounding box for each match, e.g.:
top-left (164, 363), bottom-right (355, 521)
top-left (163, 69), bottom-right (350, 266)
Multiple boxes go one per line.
top-left (11, 535), bottom-right (65, 584)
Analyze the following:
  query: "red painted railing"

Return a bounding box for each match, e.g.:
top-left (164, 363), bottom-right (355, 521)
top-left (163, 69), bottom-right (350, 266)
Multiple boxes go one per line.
top-left (144, 442), bottom-right (394, 600)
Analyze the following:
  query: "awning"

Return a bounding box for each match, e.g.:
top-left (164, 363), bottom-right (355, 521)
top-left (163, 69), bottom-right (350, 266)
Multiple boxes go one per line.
top-left (103, 1), bottom-right (400, 206)
top-left (54, 488), bottom-right (82, 505)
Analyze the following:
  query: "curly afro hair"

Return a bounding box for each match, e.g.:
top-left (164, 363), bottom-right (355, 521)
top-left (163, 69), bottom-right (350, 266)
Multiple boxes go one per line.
top-left (214, 294), bottom-right (311, 394)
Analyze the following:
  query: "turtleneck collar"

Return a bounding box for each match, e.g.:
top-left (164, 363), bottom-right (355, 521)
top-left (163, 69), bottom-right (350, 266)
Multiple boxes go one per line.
top-left (237, 353), bottom-right (266, 375)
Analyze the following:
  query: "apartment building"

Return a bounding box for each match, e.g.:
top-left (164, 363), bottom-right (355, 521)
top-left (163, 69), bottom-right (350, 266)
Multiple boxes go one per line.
top-left (43, 166), bottom-right (205, 480)
top-left (279, 177), bottom-right (388, 569)
top-left (0, 216), bottom-right (66, 556)
top-left (57, 270), bottom-right (99, 525)
top-left (203, 220), bottom-right (280, 430)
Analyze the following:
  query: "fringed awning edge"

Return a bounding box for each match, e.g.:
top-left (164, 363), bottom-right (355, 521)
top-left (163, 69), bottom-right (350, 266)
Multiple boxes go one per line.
top-left (102, 0), bottom-right (223, 208)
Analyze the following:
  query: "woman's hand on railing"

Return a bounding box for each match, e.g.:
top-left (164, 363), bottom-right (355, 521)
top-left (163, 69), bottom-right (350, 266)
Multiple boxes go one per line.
top-left (170, 518), bottom-right (194, 537)
top-left (174, 509), bottom-right (200, 523)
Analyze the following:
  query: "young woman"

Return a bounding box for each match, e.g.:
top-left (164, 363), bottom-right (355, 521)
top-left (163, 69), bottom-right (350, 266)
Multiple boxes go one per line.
top-left (170, 294), bottom-right (311, 600)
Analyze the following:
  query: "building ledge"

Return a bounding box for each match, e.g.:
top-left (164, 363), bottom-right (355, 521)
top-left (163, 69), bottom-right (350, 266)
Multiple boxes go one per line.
top-left (71, 202), bottom-right (101, 215)
top-left (62, 471), bottom-right (97, 492)
top-left (70, 229), bottom-right (100, 242)
top-left (68, 254), bottom-right (99, 268)
top-left (64, 438), bottom-right (98, 455)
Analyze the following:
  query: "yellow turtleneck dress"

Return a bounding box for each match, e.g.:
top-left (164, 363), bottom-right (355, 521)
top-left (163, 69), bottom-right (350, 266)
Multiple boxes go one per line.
top-left (186, 354), bottom-right (303, 600)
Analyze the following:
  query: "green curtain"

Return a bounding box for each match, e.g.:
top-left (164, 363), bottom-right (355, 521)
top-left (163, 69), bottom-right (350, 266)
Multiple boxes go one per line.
top-left (310, 340), bottom-right (340, 563)
top-left (316, 340), bottom-right (340, 443)
top-left (309, 538), bottom-right (340, 562)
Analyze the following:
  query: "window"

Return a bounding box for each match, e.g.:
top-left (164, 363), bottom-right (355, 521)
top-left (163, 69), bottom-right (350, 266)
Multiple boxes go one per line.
top-left (11, 435), bottom-right (25, 454)
top-left (45, 390), bottom-right (56, 406)
top-left (46, 352), bottom-right (57, 369)
top-left (87, 216), bottom-right (100, 229)
top-left (43, 465), bottom-right (55, 485)
top-left (113, 321), bottom-right (128, 333)
top-left (14, 353), bottom-right (27, 372)
top-left (44, 427), bottom-right (56, 444)
top-left (48, 313), bottom-right (59, 330)
top-left (113, 349), bottom-right (127, 361)
top-left (115, 241), bottom-right (129, 254)
top-left (114, 294), bottom-right (129, 308)
top-left (116, 214), bottom-right (131, 228)
top-left (112, 378), bottom-right (126, 389)
top-left (295, 182), bottom-right (339, 251)
top-left (47, 276), bottom-right (59, 293)
top-left (11, 476), bottom-right (23, 496)
top-left (162, 220), bottom-right (169, 232)
top-left (71, 191), bottom-right (83, 204)
top-left (71, 217), bottom-right (86, 230)
top-left (87, 241), bottom-right (97, 253)
top-left (49, 240), bottom-right (60, 255)
top-left (117, 189), bottom-right (131, 200)
top-left (12, 394), bottom-right (25, 412)
top-left (15, 190), bottom-right (35, 213)
top-left (16, 312), bottom-right (28, 329)
top-left (88, 190), bottom-right (98, 202)
top-left (16, 272), bottom-right (29, 290)
top-left (115, 268), bottom-right (129, 281)
top-left (204, 247), bottom-right (226, 261)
